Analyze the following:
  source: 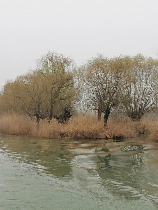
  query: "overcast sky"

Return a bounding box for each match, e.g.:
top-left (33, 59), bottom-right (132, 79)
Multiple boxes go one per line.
top-left (0, 0), bottom-right (158, 89)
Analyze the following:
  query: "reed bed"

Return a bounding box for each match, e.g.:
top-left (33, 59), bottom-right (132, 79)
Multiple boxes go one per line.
top-left (0, 113), bottom-right (157, 141)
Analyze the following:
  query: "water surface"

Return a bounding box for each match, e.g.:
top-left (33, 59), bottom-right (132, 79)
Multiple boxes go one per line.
top-left (0, 135), bottom-right (158, 209)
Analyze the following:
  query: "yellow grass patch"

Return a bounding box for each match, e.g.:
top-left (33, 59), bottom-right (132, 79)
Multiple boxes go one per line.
top-left (0, 114), bottom-right (157, 141)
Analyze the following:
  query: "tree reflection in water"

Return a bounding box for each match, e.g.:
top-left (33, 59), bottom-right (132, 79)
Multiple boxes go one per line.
top-left (0, 135), bottom-right (158, 206)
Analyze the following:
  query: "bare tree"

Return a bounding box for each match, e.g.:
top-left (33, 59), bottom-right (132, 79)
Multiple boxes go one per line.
top-left (121, 54), bottom-right (158, 120)
top-left (80, 55), bottom-right (130, 125)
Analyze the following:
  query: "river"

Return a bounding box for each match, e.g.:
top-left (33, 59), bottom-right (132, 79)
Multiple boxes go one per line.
top-left (0, 134), bottom-right (158, 209)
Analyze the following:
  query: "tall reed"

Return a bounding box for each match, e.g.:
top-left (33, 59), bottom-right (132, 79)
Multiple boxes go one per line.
top-left (0, 113), bottom-right (157, 141)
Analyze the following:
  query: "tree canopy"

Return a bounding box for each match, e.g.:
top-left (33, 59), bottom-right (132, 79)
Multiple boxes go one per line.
top-left (0, 52), bottom-right (158, 126)
top-left (1, 52), bottom-right (76, 123)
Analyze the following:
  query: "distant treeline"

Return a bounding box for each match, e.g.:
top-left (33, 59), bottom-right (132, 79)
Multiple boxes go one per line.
top-left (0, 52), bottom-right (158, 125)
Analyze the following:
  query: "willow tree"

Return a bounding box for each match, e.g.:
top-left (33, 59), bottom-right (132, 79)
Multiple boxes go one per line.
top-left (2, 52), bottom-right (76, 124)
top-left (2, 79), bottom-right (28, 115)
top-left (38, 52), bottom-right (76, 123)
top-left (120, 54), bottom-right (158, 121)
top-left (2, 71), bottom-right (49, 123)
top-left (81, 55), bottom-right (132, 125)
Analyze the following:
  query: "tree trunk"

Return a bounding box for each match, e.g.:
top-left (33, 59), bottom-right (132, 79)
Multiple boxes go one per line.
top-left (98, 108), bottom-right (102, 121)
top-left (48, 88), bottom-right (54, 123)
top-left (48, 108), bottom-right (53, 123)
top-left (36, 116), bottom-right (40, 129)
top-left (104, 108), bottom-right (111, 126)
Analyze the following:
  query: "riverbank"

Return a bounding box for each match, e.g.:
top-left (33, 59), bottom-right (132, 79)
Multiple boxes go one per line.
top-left (0, 114), bottom-right (157, 141)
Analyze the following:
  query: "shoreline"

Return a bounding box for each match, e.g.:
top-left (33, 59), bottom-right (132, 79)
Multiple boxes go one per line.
top-left (0, 114), bottom-right (157, 142)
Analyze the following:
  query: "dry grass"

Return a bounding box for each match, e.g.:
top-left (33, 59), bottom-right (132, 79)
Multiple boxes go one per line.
top-left (144, 120), bottom-right (158, 142)
top-left (0, 113), bottom-right (157, 141)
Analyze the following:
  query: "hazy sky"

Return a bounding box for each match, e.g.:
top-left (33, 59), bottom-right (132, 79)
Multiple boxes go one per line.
top-left (0, 0), bottom-right (158, 89)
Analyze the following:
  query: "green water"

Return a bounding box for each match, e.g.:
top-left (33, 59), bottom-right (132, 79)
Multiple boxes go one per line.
top-left (0, 135), bottom-right (158, 210)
